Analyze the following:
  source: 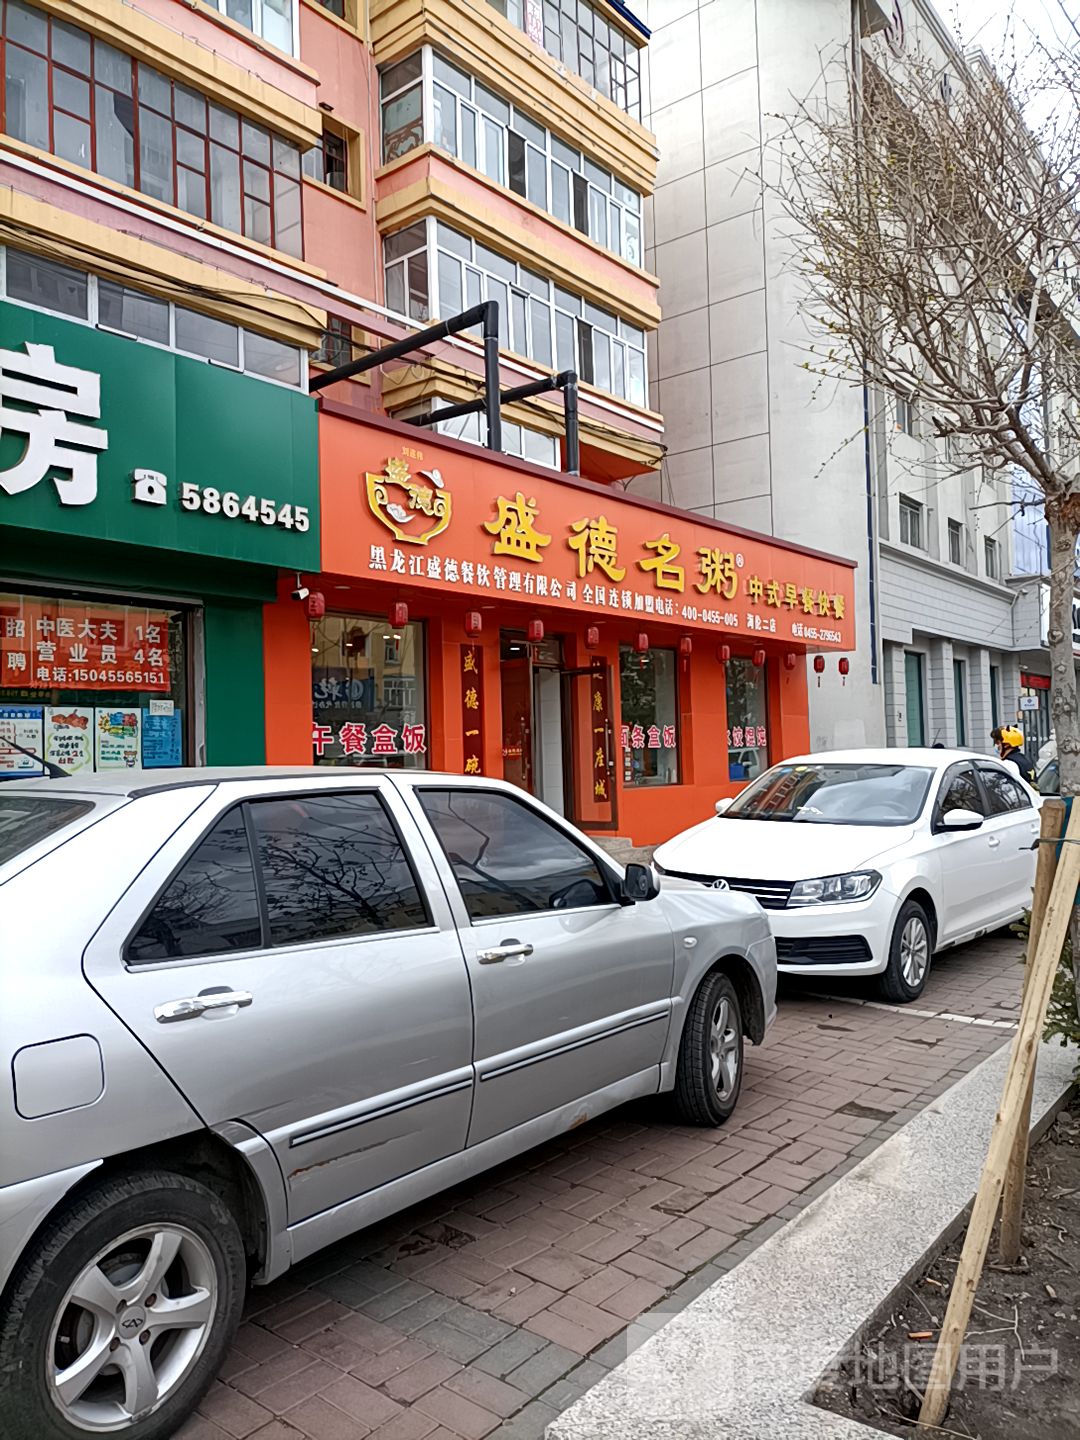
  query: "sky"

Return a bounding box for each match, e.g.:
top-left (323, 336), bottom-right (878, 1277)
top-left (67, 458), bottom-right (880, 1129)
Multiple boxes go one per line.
top-left (947, 0), bottom-right (1079, 58)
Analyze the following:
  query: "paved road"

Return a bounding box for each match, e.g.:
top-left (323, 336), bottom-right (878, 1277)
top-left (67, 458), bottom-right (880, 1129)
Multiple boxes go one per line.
top-left (179, 932), bottom-right (1023, 1440)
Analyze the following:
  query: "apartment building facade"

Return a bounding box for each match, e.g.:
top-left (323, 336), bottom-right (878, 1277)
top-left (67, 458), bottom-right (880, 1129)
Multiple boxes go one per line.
top-left (640, 0), bottom-right (1024, 756)
top-left (0, 0), bottom-right (858, 839)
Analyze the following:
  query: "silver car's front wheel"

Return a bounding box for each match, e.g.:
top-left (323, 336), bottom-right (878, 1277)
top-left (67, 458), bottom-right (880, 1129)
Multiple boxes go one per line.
top-left (49, 1225), bottom-right (218, 1431)
top-left (0, 1172), bottom-right (246, 1440)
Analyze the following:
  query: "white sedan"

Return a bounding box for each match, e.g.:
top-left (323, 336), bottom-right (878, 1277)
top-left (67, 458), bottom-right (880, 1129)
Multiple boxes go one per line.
top-left (653, 748), bottom-right (1039, 1002)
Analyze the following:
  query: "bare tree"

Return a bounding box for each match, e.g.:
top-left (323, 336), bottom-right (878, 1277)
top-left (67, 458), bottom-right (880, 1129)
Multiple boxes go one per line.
top-left (766, 15), bottom-right (1080, 785)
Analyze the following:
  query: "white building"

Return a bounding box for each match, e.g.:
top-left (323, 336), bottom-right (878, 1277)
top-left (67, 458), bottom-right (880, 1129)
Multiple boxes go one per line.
top-left (636, 0), bottom-right (1023, 752)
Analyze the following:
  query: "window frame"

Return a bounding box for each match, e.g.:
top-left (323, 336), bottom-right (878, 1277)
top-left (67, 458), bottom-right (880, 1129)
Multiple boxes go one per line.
top-left (382, 217), bottom-right (647, 406)
top-left (380, 49), bottom-right (642, 265)
top-left (984, 535), bottom-right (1000, 579)
top-left (933, 761), bottom-right (985, 830)
top-left (947, 518), bottom-right (963, 566)
top-left (200, 0), bottom-right (300, 56)
top-left (618, 643), bottom-right (681, 789)
top-left (975, 762), bottom-right (1032, 816)
top-left (0, 9), bottom-right (303, 255)
top-left (413, 783), bottom-right (621, 923)
top-left (898, 495), bottom-right (924, 549)
top-left (124, 787), bottom-right (437, 967)
top-left (896, 392), bottom-right (917, 437)
top-left (0, 245), bottom-right (306, 391)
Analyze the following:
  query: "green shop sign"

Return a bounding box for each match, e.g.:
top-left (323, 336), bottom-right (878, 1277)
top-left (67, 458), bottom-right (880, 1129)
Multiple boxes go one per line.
top-left (0, 301), bottom-right (319, 569)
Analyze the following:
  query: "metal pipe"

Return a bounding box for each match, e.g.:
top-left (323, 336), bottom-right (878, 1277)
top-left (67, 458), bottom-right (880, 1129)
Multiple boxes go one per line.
top-left (308, 303), bottom-right (492, 391)
top-left (482, 300), bottom-right (502, 453)
top-left (564, 373), bottom-right (580, 476)
top-left (412, 370), bottom-right (579, 428)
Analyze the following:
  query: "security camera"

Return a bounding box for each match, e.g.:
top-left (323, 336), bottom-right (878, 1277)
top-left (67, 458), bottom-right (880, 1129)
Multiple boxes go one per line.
top-left (291, 585), bottom-right (310, 602)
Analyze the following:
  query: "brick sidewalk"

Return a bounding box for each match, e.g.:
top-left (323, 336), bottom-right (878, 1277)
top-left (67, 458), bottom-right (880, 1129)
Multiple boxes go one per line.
top-left (179, 933), bottom-right (1022, 1440)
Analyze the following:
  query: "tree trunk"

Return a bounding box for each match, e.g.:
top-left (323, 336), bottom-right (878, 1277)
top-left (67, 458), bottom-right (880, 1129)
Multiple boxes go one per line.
top-left (1045, 500), bottom-right (1080, 1018)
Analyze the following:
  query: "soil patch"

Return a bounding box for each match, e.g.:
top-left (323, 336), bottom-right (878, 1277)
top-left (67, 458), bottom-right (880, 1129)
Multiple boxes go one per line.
top-left (816, 1099), bottom-right (1080, 1439)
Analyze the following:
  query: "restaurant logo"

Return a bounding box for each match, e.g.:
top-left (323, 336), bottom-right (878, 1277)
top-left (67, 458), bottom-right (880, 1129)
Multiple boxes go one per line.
top-left (365, 457), bottom-right (451, 545)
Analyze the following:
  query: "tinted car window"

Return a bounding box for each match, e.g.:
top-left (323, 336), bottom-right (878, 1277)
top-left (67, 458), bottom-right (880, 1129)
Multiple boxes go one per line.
top-left (250, 792), bottom-right (428, 946)
top-left (937, 764), bottom-right (985, 819)
top-left (128, 808), bottom-right (262, 963)
top-left (419, 789), bottom-right (611, 920)
top-left (977, 764), bottom-right (1032, 816)
top-left (0, 794), bottom-right (94, 864)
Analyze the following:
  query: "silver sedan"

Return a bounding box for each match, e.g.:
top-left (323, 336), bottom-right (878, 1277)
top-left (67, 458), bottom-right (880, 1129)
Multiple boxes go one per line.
top-left (0, 767), bottom-right (775, 1440)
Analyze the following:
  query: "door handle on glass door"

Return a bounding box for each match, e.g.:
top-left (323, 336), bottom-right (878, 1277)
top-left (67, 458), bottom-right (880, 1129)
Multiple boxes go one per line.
top-left (154, 989), bottom-right (254, 1023)
top-left (477, 942), bottom-right (534, 965)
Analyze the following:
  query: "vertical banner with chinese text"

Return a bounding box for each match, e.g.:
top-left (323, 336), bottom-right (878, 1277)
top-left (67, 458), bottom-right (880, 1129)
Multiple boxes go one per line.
top-left (461, 644), bottom-right (484, 775)
top-left (591, 659), bottom-right (612, 817)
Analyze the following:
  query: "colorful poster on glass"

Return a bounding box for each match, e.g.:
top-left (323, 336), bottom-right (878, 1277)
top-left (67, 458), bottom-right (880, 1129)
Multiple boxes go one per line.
top-left (95, 708), bottom-right (142, 770)
top-left (142, 710), bottom-right (183, 768)
top-left (0, 704), bottom-right (44, 776)
top-left (44, 707), bottom-right (94, 775)
top-left (0, 597), bottom-right (171, 692)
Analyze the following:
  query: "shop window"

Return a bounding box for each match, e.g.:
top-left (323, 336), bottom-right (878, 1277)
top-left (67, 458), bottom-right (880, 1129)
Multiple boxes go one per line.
top-left (0, 4), bottom-right (303, 256)
top-left (725, 657), bottom-right (768, 783)
top-left (619, 647), bottom-right (678, 787)
top-left (0, 590), bottom-right (191, 779)
top-left (311, 614), bottom-right (427, 768)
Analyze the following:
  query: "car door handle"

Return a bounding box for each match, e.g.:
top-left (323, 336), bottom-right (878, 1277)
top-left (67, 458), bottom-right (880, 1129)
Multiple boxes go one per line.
top-left (154, 990), bottom-right (253, 1023)
top-left (987, 835), bottom-right (1001, 848)
top-left (477, 942), bottom-right (534, 965)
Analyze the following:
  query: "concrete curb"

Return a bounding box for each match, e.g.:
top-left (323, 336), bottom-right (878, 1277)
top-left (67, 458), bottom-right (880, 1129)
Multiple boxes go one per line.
top-left (547, 1041), bottom-right (1077, 1439)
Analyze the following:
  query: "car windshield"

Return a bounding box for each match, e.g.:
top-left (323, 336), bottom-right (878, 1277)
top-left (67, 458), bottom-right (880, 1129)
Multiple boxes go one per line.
top-left (0, 793), bottom-right (96, 865)
top-left (725, 763), bottom-right (934, 826)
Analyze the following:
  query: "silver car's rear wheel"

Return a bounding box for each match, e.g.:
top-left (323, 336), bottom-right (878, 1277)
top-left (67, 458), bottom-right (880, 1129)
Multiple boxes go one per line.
top-left (48, 1226), bottom-right (218, 1432)
top-left (0, 1171), bottom-right (246, 1440)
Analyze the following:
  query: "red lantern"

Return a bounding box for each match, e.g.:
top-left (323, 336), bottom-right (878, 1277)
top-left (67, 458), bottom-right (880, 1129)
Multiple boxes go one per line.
top-left (634, 632), bottom-right (649, 654)
top-left (752, 648), bottom-right (766, 668)
top-left (585, 625), bottom-right (600, 650)
top-left (813, 654), bottom-right (825, 687)
top-left (390, 601), bottom-right (409, 629)
top-left (717, 643), bottom-right (731, 665)
top-left (783, 652), bottom-right (797, 671)
top-left (304, 591), bottom-right (326, 619)
top-left (678, 635), bottom-right (693, 659)
top-left (839, 656), bottom-right (850, 686)
top-left (465, 611), bottom-right (482, 637)
top-left (527, 619), bottom-right (544, 643)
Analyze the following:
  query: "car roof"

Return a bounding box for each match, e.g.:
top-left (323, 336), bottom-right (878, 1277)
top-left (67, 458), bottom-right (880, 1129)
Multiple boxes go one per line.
top-left (775, 747), bottom-right (1003, 769)
top-left (0, 766), bottom-right (498, 799)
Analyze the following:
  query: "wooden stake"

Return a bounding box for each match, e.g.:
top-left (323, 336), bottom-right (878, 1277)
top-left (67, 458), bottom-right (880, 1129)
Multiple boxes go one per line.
top-left (918, 796), bottom-right (1080, 1431)
top-left (999, 798), bottom-right (1066, 1264)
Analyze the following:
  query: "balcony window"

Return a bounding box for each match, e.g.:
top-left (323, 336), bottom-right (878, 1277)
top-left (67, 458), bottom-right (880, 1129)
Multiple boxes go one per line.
top-left (481, 0), bottom-right (641, 119)
top-left (381, 218), bottom-right (647, 406)
top-left (201, 0), bottom-right (296, 56)
top-left (2, 247), bottom-right (306, 390)
top-left (380, 50), bottom-right (642, 266)
top-left (0, 3), bottom-right (303, 256)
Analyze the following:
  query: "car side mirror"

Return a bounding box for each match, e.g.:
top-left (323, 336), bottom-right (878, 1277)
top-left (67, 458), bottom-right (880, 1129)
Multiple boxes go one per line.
top-left (940, 808), bottom-right (983, 832)
top-left (714, 798), bottom-right (733, 816)
top-left (622, 862), bottom-right (661, 903)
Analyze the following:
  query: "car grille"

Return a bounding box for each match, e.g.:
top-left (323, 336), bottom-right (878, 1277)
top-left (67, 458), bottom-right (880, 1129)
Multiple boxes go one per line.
top-left (775, 936), bottom-right (873, 965)
top-left (661, 871), bottom-right (795, 910)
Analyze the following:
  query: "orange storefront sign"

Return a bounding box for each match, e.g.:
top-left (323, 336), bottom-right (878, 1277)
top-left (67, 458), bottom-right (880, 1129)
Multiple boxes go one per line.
top-left (320, 415), bottom-right (856, 652)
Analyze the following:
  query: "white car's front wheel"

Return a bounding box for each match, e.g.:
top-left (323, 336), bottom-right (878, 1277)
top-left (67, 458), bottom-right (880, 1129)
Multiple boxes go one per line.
top-left (879, 899), bottom-right (933, 1003)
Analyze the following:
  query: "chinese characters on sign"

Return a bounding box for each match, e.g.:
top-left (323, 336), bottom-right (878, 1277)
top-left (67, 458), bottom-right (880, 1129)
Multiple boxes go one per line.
top-left (312, 720), bottom-right (427, 760)
top-left (0, 343), bottom-right (107, 507)
top-left (461, 644), bottom-right (484, 776)
top-left (621, 723), bottom-right (678, 751)
top-left (351, 453), bottom-right (855, 651)
top-left (728, 725), bottom-right (768, 749)
top-left (591, 661), bottom-right (611, 805)
top-left (0, 600), bottom-right (171, 691)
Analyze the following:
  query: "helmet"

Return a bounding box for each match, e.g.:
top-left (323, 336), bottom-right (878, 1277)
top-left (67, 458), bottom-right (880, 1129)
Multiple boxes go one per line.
top-left (1001, 726), bottom-right (1024, 748)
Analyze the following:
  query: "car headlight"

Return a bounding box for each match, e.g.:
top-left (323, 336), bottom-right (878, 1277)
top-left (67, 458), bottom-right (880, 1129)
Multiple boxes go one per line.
top-left (787, 871), bottom-right (881, 906)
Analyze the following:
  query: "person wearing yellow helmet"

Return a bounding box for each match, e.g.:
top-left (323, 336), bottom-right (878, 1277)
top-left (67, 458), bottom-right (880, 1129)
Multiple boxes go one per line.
top-left (991, 725), bottom-right (1036, 783)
